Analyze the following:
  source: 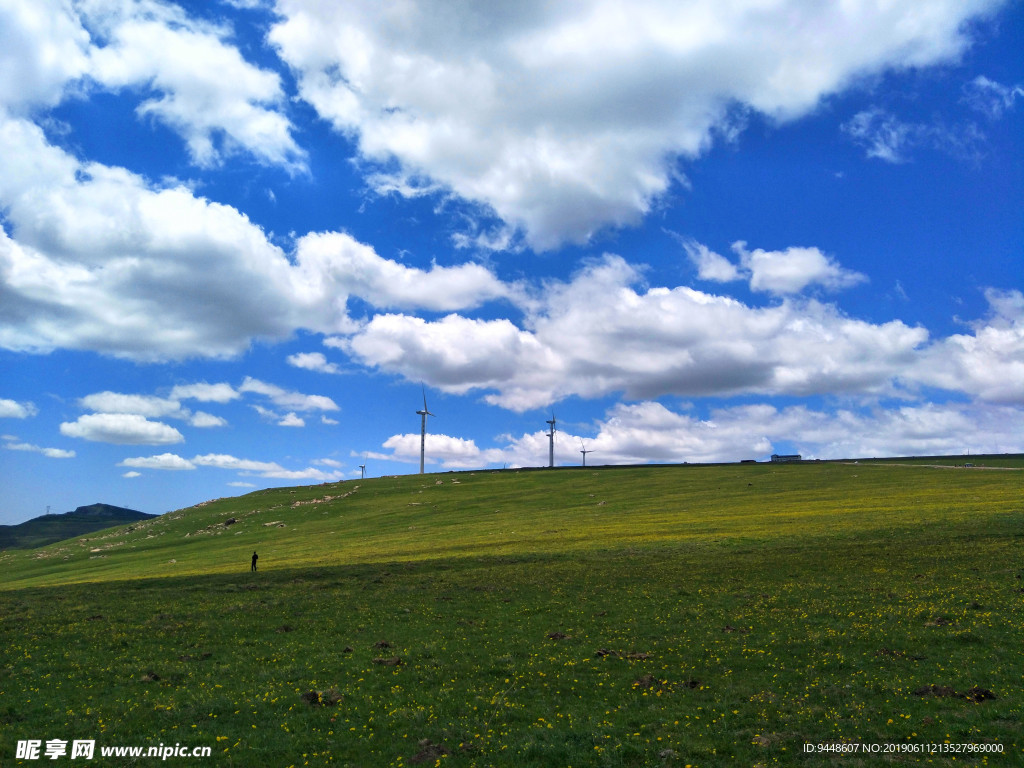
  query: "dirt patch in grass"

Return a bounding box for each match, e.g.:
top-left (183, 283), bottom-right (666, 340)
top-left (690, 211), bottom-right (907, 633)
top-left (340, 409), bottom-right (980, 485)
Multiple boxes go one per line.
top-left (411, 740), bottom-right (448, 764)
top-left (913, 684), bottom-right (996, 702)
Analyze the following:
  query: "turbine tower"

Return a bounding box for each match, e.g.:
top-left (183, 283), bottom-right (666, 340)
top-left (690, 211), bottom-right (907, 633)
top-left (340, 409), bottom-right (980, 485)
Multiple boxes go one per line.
top-left (546, 413), bottom-right (556, 467)
top-left (579, 438), bottom-right (593, 467)
top-left (358, 463), bottom-right (366, 480)
top-left (416, 386), bottom-right (435, 474)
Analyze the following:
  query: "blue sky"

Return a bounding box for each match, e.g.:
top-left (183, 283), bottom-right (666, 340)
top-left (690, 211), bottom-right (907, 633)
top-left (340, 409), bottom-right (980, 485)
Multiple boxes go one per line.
top-left (1, 0), bottom-right (1022, 525)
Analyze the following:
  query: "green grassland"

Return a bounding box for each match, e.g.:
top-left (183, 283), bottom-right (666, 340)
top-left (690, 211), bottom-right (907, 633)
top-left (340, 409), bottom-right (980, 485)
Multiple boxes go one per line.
top-left (1, 461), bottom-right (1022, 766)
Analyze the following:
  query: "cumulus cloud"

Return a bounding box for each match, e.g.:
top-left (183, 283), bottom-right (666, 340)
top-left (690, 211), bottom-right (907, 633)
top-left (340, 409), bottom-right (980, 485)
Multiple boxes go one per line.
top-left (0, 399), bottom-right (37, 418)
top-left (79, 391), bottom-right (186, 419)
top-left (575, 400), bottom-right (1024, 464)
top-left (75, 389), bottom-right (225, 427)
top-left (278, 412), bottom-right (305, 427)
top-left (685, 240), bottom-right (867, 295)
top-left (270, 0), bottom-right (1004, 249)
top-left (381, 432), bottom-right (502, 469)
top-left (682, 240), bottom-right (742, 283)
top-left (914, 289), bottom-right (1024, 404)
top-left (345, 255), bottom-right (926, 411)
top-left (189, 411), bottom-right (228, 428)
top-left (287, 351), bottom-right (341, 374)
top-left (374, 400), bottom-right (1024, 469)
top-left (169, 382), bottom-right (240, 403)
top-left (0, 0), bottom-right (305, 170)
top-left (60, 413), bottom-right (184, 444)
top-left (0, 0), bottom-right (90, 111)
top-left (0, 116), bottom-right (512, 361)
top-left (292, 231), bottom-right (511, 311)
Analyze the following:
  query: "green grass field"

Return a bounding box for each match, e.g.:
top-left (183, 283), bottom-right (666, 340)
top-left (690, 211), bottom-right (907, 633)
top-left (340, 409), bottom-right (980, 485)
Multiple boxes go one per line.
top-left (1, 460), bottom-right (1022, 766)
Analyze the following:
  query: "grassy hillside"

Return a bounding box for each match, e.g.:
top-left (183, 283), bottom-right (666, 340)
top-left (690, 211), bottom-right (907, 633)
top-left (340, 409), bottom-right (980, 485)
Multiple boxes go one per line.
top-left (2, 461), bottom-right (1021, 589)
top-left (1, 462), bottom-right (1021, 767)
top-left (0, 504), bottom-right (153, 551)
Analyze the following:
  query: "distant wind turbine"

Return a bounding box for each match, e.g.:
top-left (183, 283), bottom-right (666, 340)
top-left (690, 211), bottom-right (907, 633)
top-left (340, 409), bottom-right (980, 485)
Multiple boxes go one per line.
top-left (546, 413), bottom-right (556, 468)
top-left (417, 385), bottom-right (435, 474)
top-left (358, 463), bottom-right (366, 479)
top-left (579, 438), bottom-right (593, 467)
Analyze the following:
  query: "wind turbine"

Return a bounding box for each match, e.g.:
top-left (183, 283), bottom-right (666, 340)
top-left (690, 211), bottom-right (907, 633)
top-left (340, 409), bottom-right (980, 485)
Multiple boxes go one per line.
top-left (579, 437), bottom-right (593, 467)
top-left (546, 413), bottom-right (556, 467)
top-left (358, 463), bottom-right (366, 479)
top-left (416, 385), bottom-right (435, 474)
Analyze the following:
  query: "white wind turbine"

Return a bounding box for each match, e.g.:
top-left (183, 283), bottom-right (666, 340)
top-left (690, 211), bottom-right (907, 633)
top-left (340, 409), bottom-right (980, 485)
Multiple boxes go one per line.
top-left (416, 386), bottom-right (435, 475)
top-left (579, 437), bottom-right (593, 467)
top-left (546, 413), bottom-right (556, 468)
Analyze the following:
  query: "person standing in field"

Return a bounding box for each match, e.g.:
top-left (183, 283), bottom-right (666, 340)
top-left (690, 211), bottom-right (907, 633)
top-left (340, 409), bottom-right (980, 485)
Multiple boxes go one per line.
top-left (251, 551), bottom-right (258, 572)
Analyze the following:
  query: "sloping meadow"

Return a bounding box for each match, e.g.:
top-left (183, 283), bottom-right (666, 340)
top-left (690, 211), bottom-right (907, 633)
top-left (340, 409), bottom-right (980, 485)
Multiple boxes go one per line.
top-left (1, 462), bottom-right (1022, 766)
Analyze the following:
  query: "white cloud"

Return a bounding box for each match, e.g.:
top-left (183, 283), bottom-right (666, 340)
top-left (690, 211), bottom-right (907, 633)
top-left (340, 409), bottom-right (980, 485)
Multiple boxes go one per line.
top-left (842, 108), bottom-right (986, 164)
top-left (345, 254), bottom-right (926, 411)
top-left (914, 289), bottom-right (1024, 404)
top-left (292, 231), bottom-right (510, 311)
top-left (579, 400), bottom-right (1024, 464)
top-left (117, 451), bottom-right (340, 480)
top-left (79, 391), bottom-right (185, 418)
top-left (375, 400), bottom-right (1024, 469)
top-left (843, 108), bottom-right (918, 163)
top-left (314, 457), bottom-right (343, 468)
top-left (191, 453), bottom-right (285, 472)
top-left (3, 438), bottom-right (75, 458)
top-left (0, 0), bottom-right (90, 111)
top-left (682, 240), bottom-right (741, 283)
top-left (270, 0), bottom-right (1004, 249)
top-left (684, 240), bottom-right (867, 295)
top-left (239, 377), bottom-right (339, 412)
top-left (0, 0), bottom-right (304, 170)
top-left (381, 432), bottom-right (502, 469)
top-left (189, 411), bottom-right (228, 428)
top-left (119, 452), bottom-right (196, 470)
top-left (60, 413), bottom-right (185, 444)
top-left (170, 382), bottom-right (240, 403)
top-left (122, 471), bottom-right (141, 478)
top-left (0, 117), bottom-right (508, 361)
top-left (278, 412), bottom-right (305, 427)
top-left (0, 399), bottom-right (37, 418)
top-left (192, 451), bottom-right (342, 480)
top-left (256, 466), bottom-right (343, 481)
top-left (287, 351), bottom-right (340, 374)
top-left (731, 242), bottom-right (867, 295)
top-left (962, 75), bottom-right (1024, 118)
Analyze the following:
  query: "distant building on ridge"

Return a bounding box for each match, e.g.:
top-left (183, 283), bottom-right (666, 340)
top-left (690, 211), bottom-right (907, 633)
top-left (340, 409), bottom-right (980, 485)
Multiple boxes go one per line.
top-left (770, 453), bottom-right (802, 463)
